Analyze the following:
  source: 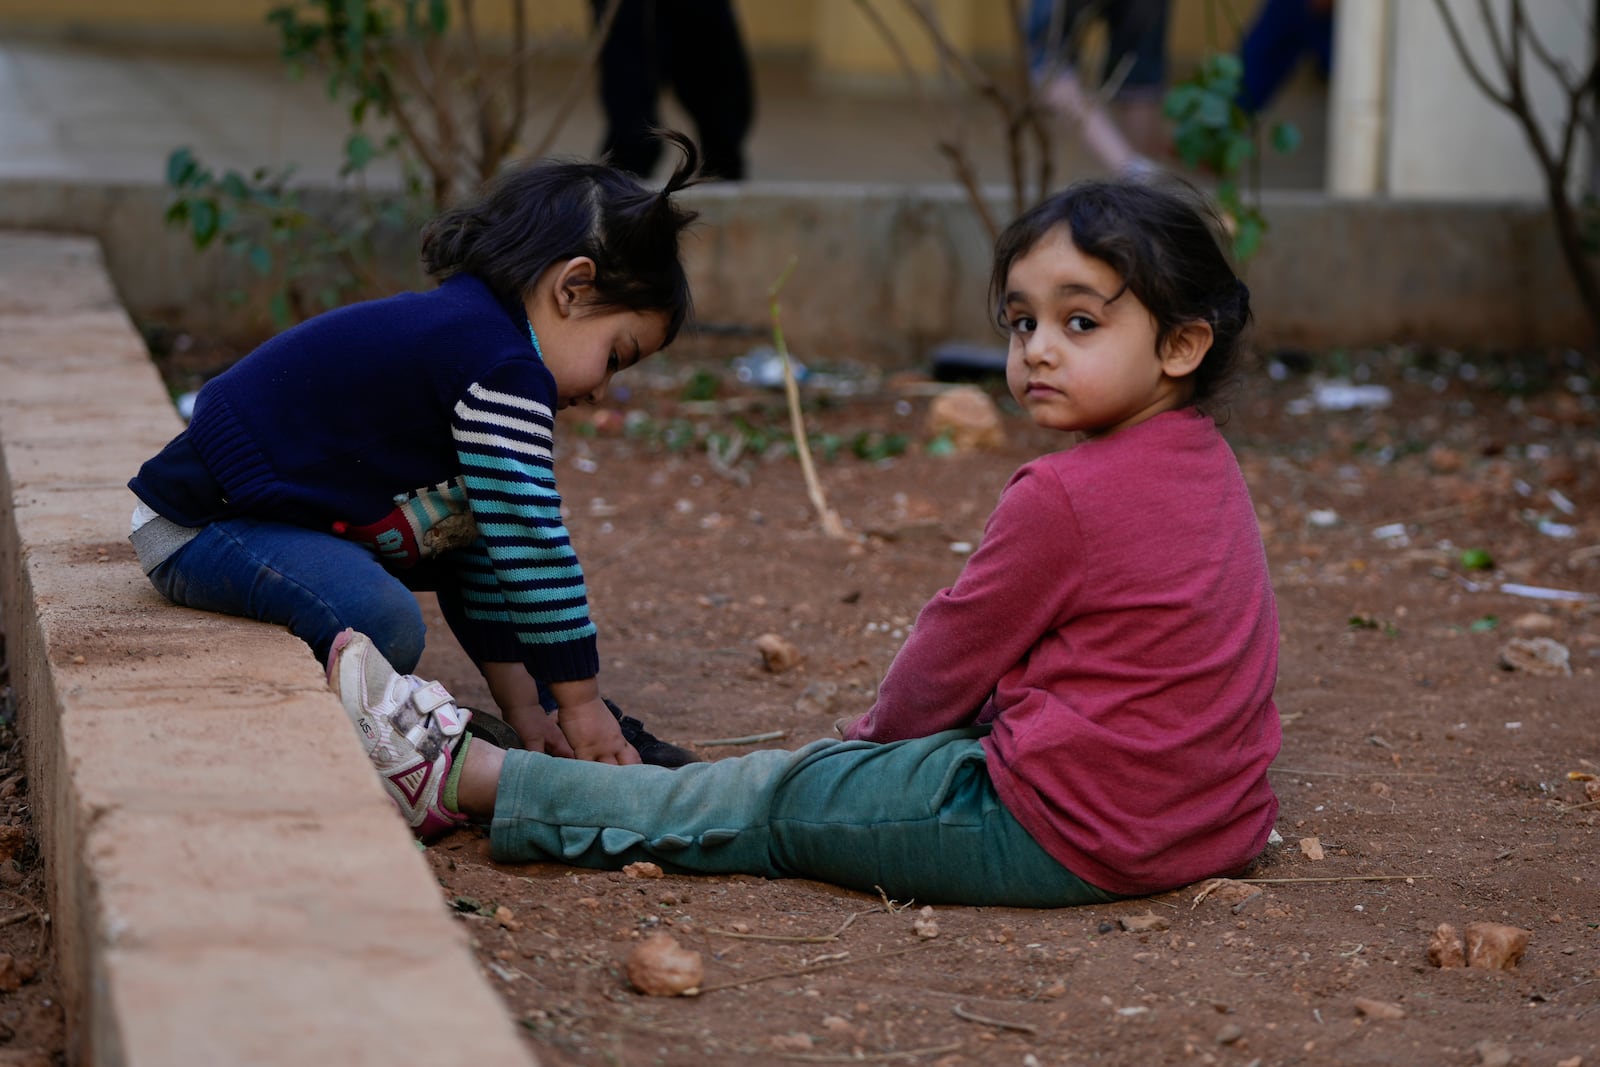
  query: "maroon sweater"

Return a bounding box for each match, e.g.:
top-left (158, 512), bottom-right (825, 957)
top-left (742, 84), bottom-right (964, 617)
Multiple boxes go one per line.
top-left (845, 409), bottom-right (1281, 895)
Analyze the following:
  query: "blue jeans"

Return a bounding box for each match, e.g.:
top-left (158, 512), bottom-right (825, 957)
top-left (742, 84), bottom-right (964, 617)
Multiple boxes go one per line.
top-left (490, 727), bottom-right (1122, 908)
top-left (1238, 0), bottom-right (1334, 114)
top-left (145, 517), bottom-right (489, 673)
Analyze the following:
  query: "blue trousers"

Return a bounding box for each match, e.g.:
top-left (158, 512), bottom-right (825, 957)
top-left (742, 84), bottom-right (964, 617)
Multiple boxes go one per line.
top-left (1238, 0), bottom-right (1334, 114)
top-left (145, 517), bottom-right (508, 674)
top-left (490, 727), bottom-right (1121, 908)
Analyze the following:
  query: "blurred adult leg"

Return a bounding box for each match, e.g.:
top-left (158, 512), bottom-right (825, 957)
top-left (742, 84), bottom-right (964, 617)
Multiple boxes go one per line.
top-left (660, 0), bottom-right (754, 180)
top-left (591, 0), bottom-right (666, 177)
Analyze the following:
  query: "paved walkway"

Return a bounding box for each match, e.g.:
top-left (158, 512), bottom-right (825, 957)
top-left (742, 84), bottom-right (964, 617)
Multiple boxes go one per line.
top-left (0, 35), bottom-right (1328, 191)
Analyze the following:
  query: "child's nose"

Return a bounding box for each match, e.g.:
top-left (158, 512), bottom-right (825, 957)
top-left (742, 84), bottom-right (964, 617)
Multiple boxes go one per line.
top-left (1024, 332), bottom-right (1056, 364)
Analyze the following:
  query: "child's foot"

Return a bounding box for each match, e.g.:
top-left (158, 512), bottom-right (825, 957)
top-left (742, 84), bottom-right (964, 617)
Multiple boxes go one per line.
top-left (605, 698), bottom-right (700, 768)
top-left (327, 629), bottom-right (472, 840)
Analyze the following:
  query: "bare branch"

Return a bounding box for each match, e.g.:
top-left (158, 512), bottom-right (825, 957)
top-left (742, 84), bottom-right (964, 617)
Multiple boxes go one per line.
top-left (1431, 0), bottom-right (1513, 108)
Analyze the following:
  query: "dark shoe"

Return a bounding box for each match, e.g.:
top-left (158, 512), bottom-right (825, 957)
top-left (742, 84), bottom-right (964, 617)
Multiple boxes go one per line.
top-left (464, 710), bottom-right (523, 750)
top-left (604, 698), bottom-right (701, 767)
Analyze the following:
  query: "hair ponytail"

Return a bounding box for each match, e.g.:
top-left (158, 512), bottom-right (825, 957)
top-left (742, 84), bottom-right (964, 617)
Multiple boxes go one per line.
top-left (655, 129), bottom-right (704, 198)
top-left (420, 129), bottom-right (704, 346)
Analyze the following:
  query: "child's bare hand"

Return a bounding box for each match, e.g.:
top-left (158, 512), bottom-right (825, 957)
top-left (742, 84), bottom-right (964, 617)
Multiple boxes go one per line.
top-left (514, 711), bottom-right (576, 758)
top-left (558, 699), bottom-right (643, 765)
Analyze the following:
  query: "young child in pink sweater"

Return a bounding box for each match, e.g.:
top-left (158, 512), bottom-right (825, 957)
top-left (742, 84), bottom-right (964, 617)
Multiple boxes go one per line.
top-left (329, 178), bottom-right (1282, 907)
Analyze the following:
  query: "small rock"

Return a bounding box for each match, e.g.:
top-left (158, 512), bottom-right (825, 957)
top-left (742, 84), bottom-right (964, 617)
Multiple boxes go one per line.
top-left (912, 905), bottom-right (940, 940)
top-left (1353, 997), bottom-right (1406, 1020)
top-left (625, 933), bottom-right (703, 996)
top-left (0, 955), bottom-right (21, 994)
top-left (769, 1033), bottom-right (815, 1052)
top-left (1215, 1023), bottom-right (1244, 1045)
top-left (1475, 1040), bottom-right (1513, 1067)
top-left (1510, 612), bottom-right (1556, 635)
top-left (1298, 837), bottom-right (1325, 861)
top-left (1498, 636), bottom-right (1572, 676)
top-left (1118, 912), bottom-right (1170, 933)
top-left (493, 905), bottom-right (521, 932)
top-left (1428, 922), bottom-right (1466, 968)
top-left (1464, 921), bottom-right (1530, 970)
top-left (927, 385), bottom-right (1005, 451)
top-left (624, 861), bottom-right (664, 880)
top-left (1427, 445), bottom-right (1464, 473)
top-left (754, 633), bottom-right (802, 673)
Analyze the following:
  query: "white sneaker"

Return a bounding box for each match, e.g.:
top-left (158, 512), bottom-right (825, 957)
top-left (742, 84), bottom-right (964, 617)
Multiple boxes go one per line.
top-left (327, 629), bottom-right (471, 839)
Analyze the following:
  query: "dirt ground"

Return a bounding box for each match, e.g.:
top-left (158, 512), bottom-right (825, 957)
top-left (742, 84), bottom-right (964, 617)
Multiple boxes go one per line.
top-left (405, 343), bottom-right (1599, 1067)
top-left (4, 338), bottom-right (1599, 1066)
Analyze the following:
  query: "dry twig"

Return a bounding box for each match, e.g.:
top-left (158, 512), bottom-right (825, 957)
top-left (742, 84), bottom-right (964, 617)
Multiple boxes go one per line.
top-left (773, 1043), bottom-right (964, 1063)
top-left (952, 1003), bottom-right (1039, 1035)
top-left (707, 912), bottom-right (859, 944)
top-left (693, 730), bottom-right (788, 748)
top-left (688, 943), bottom-right (930, 996)
top-left (769, 259), bottom-right (849, 540)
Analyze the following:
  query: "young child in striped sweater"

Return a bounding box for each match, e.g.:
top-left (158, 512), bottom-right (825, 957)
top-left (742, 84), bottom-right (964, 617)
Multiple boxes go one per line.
top-left (129, 133), bottom-right (704, 784)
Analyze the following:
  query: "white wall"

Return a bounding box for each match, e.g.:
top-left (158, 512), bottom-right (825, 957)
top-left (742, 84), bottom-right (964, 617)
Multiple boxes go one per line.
top-left (1330, 0), bottom-right (1593, 200)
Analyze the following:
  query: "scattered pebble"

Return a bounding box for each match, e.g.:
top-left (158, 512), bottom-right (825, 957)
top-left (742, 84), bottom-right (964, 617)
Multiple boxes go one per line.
top-left (754, 633), bottom-right (802, 673)
top-left (625, 933), bottom-right (703, 996)
top-left (1353, 997), bottom-right (1406, 1020)
top-left (926, 386), bottom-right (1005, 451)
top-left (1464, 922), bottom-right (1531, 970)
top-left (1498, 637), bottom-right (1572, 676)
top-left (1475, 1040), bottom-right (1513, 1067)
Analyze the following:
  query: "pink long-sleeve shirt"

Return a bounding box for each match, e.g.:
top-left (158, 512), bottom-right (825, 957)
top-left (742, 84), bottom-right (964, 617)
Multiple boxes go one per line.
top-left (845, 409), bottom-right (1281, 896)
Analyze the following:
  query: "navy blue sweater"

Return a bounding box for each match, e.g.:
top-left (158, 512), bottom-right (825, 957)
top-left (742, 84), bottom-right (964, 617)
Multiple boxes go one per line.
top-left (129, 273), bottom-right (599, 682)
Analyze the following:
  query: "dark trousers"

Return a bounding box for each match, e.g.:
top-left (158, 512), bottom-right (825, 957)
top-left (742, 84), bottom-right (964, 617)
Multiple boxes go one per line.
top-left (590, 0), bottom-right (755, 180)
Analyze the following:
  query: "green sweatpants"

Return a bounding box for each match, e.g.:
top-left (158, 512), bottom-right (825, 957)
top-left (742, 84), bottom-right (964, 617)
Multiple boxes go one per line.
top-left (489, 727), bottom-right (1120, 908)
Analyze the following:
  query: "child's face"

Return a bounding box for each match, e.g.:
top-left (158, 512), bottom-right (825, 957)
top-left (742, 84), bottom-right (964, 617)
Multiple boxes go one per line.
top-left (536, 304), bottom-right (670, 410)
top-left (1000, 226), bottom-right (1193, 437)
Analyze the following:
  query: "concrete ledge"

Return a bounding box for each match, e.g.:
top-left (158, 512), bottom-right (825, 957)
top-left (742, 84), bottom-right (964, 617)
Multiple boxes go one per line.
top-left (0, 177), bottom-right (1589, 358)
top-left (0, 232), bottom-right (535, 1065)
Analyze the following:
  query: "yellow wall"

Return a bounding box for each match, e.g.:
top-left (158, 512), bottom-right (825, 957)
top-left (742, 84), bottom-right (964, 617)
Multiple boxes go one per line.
top-left (0, 0), bottom-right (1216, 69)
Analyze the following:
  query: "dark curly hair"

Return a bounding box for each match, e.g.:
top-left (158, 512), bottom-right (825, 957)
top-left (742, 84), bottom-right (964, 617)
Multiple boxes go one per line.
top-left (421, 129), bottom-right (703, 346)
top-left (989, 179), bottom-right (1252, 416)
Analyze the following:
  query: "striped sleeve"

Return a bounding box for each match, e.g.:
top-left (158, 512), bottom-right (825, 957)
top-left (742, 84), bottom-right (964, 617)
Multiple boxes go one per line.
top-left (451, 366), bottom-right (598, 682)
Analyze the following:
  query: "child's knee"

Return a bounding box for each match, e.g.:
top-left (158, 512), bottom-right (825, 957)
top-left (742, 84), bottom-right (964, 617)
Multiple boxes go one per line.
top-left (334, 588), bottom-right (427, 672)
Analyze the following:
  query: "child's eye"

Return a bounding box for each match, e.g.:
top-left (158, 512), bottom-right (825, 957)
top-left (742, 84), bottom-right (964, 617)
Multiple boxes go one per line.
top-left (607, 350), bottom-right (620, 372)
top-left (1066, 314), bottom-right (1097, 333)
top-left (1004, 314), bottom-right (1037, 336)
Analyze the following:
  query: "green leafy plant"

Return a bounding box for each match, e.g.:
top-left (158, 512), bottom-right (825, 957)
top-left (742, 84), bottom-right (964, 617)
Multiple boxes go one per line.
top-left (1459, 548), bottom-right (1495, 571)
top-left (164, 147), bottom-right (408, 328)
top-left (163, 0), bottom-right (617, 331)
top-left (1163, 52), bottom-right (1300, 262)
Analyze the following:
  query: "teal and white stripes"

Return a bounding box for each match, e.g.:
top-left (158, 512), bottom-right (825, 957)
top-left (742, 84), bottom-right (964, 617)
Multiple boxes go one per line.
top-left (451, 373), bottom-right (597, 664)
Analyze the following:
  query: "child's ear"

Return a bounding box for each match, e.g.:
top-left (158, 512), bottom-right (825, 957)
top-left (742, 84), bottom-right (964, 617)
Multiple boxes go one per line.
top-left (1159, 320), bottom-right (1213, 380)
top-left (553, 256), bottom-right (597, 314)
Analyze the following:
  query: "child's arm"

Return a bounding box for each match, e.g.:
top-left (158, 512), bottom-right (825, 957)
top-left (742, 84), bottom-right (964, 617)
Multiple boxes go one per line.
top-left (845, 467), bottom-right (1080, 743)
top-left (450, 365), bottom-right (602, 684)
